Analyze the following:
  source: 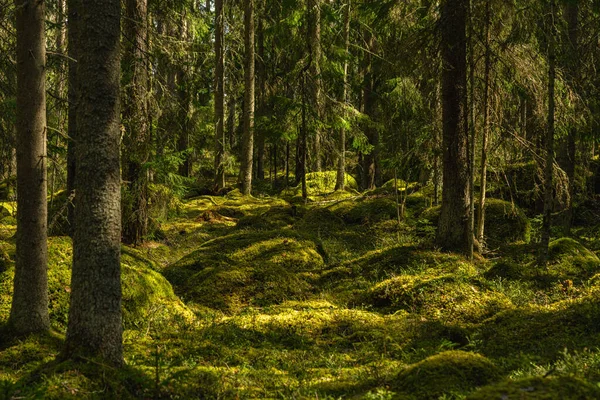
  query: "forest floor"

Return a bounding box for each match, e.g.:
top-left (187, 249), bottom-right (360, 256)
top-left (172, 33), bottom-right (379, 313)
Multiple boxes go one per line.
top-left (1, 172), bottom-right (600, 399)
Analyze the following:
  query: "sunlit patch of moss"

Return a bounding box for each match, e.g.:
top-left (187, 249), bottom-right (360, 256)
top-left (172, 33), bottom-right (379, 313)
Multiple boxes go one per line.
top-left (363, 274), bottom-right (513, 323)
top-left (164, 231), bottom-right (325, 312)
top-left (466, 375), bottom-right (600, 399)
top-left (393, 351), bottom-right (501, 399)
top-left (280, 171), bottom-right (358, 200)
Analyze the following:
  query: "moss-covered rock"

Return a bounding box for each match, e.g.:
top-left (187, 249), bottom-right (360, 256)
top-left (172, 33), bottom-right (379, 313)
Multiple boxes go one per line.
top-left (394, 351), bottom-right (501, 399)
top-left (549, 238), bottom-right (600, 271)
top-left (364, 274), bottom-right (512, 323)
top-left (466, 376), bottom-right (600, 399)
top-left (164, 231), bottom-right (325, 312)
top-left (419, 199), bottom-right (530, 246)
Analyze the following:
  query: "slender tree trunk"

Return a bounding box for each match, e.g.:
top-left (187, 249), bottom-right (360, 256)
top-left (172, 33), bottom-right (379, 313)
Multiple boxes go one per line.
top-left (335, 0), bottom-right (350, 191)
top-left (308, 0), bottom-right (322, 172)
top-left (10, 0), bottom-right (49, 334)
top-left (301, 75), bottom-right (308, 201)
top-left (256, 15), bottom-right (266, 181)
top-left (540, 0), bottom-right (556, 264)
top-left (214, 0), bottom-right (226, 189)
top-left (67, 0), bottom-right (81, 235)
top-left (122, 0), bottom-right (149, 245)
top-left (176, 20), bottom-right (192, 178)
top-left (476, 0), bottom-right (491, 250)
top-left (564, 0), bottom-right (578, 233)
top-left (361, 31), bottom-right (378, 190)
top-left (467, 0), bottom-right (475, 260)
top-left (240, 0), bottom-right (255, 195)
top-left (64, 0), bottom-right (123, 366)
top-left (436, 0), bottom-right (470, 254)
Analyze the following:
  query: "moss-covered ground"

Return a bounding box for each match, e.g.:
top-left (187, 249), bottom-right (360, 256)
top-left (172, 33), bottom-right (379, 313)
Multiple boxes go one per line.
top-left (1, 174), bottom-right (600, 398)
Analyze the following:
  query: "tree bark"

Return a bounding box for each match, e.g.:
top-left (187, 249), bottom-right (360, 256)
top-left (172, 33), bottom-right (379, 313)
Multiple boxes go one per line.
top-left (335, 0), bottom-right (350, 191)
top-left (214, 0), bottom-right (226, 189)
top-left (564, 0), bottom-right (578, 233)
top-left (540, 0), bottom-right (556, 264)
top-left (436, 0), bottom-right (470, 254)
top-left (308, 0), bottom-right (322, 173)
top-left (67, 0), bottom-right (81, 235)
top-left (64, 0), bottom-right (123, 366)
top-left (10, 0), bottom-right (50, 334)
top-left (240, 0), bottom-right (255, 195)
top-left (476, 0), bottom-right (491, 250)
top-left (122, 0), bottom-right (149, 245)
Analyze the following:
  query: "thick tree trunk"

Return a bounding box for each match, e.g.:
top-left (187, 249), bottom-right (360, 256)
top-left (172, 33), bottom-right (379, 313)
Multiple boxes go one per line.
top-left (122, 0), bottom-right (149, 245)
top-left (540, 0), bottom-right (556, 264)
top-left (10, 0), bottom-right (49, 334)
top-left (240, 0), bottom-right (255, 195)
top-left (214, 0), bottom-right (226, 189)
top-left (436, 0), bottom-right (470, 254)
top-left (64, 0), bottom-right (123, 366)
top-left (335, 0), bottom-right (350, 191)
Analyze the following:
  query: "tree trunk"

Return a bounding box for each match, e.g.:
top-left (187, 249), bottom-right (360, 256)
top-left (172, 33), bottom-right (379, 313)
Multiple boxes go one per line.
top-left (476, 0), bottom-right (491, 250)
top-left (64, 0), bottom-right (123, 366)
top-left (67, 0), bottom-right (81, 236)
top-left (540, 0), bottom-right (556, 264)
top-left (10, 0), bottom-right (49, 334)
top-left (214, 0), bottom-right (226, 189)
top-left (564, 0), bottom-right (578, 233)
top-left (335, 0), bottom-right (350, 191)
top-left (362, 31), bottom-right (378, 190)
top-left (240, 0), bottom-right (255, 195)
top-left (122, 0), bottom-right (149, 245)
top-left (176, 20), bottom-right (192, 178)
top-left (308, 0), bottom-right (322, 173)
top-left (436, 0), bottom-right (470, 254)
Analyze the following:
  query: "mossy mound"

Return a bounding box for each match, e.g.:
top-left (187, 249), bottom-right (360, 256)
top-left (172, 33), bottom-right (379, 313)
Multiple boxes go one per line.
top-left (341, 245), bottom-right (476, 281)
top-left (364, 274), bottom-right (512, 323)
top-left (419, 199), bottom-right (530, 246)
top-left (294, 207), bottom-right (346, 236)
top-left (236, 206), bottom-right (297, 231)
top-left (329, 197), bottom-right (398, 225)
top-left (164, 231), bottom-right (325, 312)
top-left (549, 238), bottom-right (600, 272)
top-left (0, 237), bottom-right (193, 332)
top-left (466, 376), bottom-right (600, 399)
top-left (475, 294), bottom-right (600, 364)
top-left (394, 351), bottom-right (501, 399)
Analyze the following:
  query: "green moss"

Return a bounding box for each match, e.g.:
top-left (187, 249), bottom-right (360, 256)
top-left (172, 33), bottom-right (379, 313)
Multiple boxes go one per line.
top-left (475, 293), bottom-right (600, 366)
top-left (549, 238), bottom-right (599, 269)
top-left (164, 231), bottom-right (324, 312)
top-left (329, 197), bottom-right (398, 225)
top-left (466, 376), bottom-right (600, 399)
top-left (394, 351), bottom-right (501, 399)
top-left (0, 237), bottom-right (192, 332)
top-left (363, 274), bottom-right (512, 323)
top-left (280, 171), bottom-right (358, 199)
